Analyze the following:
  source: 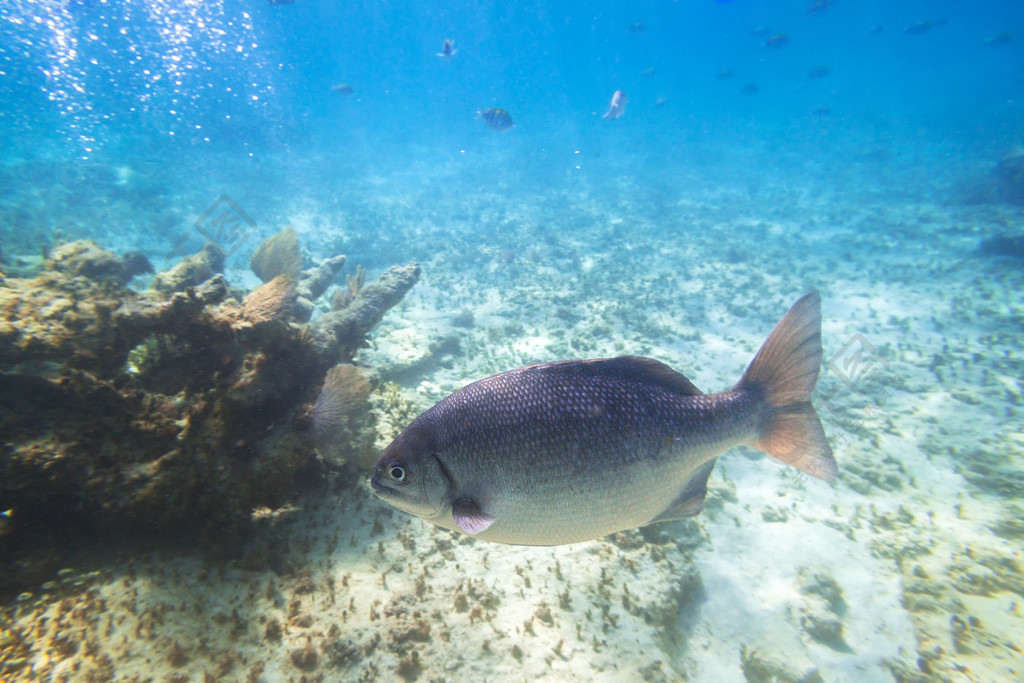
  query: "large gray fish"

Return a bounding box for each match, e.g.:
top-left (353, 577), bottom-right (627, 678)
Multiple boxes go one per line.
top-left (370, 292), bottom-right (836, 546)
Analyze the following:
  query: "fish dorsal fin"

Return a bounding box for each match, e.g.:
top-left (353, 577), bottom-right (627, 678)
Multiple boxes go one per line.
top-left (530, 356), bottom-right (702, 396)
top-left (648, 458), bottom-right (718, 524)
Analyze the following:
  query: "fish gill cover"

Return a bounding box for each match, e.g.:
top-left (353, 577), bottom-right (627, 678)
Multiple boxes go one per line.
top-left (0, 1), bottom-right (1023, 681)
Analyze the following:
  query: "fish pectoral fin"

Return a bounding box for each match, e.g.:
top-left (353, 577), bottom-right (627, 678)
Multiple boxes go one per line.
top-left (648, 459), bottom-right (717, 524)
top-left (452, 498), bottom-right (495, 535)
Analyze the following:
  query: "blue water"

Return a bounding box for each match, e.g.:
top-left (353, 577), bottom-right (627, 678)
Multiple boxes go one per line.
top-left (2, 2), bottom-right (1024, 680)
top-left (2, 0), bottom-right (1022, 263)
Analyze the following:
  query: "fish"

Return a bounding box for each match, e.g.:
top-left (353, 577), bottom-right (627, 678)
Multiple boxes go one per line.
top-left (477, 108), bottom-right (514, 131)
top-left (716, 68), bottom-right (735, 81)
top-left (602, 90), bottom-right (627, 120)
top-left (437, 38), bottom-right (457, 60)
top-left (805, 0), bottom-right (830, 17)
top-left (741, 83), bottom-right (760, 95)
top-left (984, 32), bottom-right (1014, 47)
top-left (763, 34), bottom-right (790, 49)
top-left (627, 22), bottom-right (647, 35)
top-left (807, 66), bottom-right (831, 79)
top-left (332, 83), bottom-right (354, 96)
top-left (904, 20), bottom-right (933, 35)
top-left (370, 292), bottom-right (837, 546)
top-left (654, 96), bottom-right (668, 108)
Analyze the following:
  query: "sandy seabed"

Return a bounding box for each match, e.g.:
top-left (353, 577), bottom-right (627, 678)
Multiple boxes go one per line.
top-left (2, 177), bottom-right (1022, 682)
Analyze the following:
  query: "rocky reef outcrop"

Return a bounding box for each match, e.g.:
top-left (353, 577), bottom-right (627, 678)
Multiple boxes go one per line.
top-left (0, 237), bottom-right (419, 565)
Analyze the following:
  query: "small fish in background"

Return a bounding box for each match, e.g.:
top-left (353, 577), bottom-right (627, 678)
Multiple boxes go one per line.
top-left (654, 96), bottom-right (668, 108)
top-left (984, 32), bottom-right (1014, 47)
top-left (641, 67), bottom-right (656, 78)
top-left (763, 33), bottom-right (790, 49)
top-left (807, 66), bottom-right (831, 79)
top-left (716, 68), bottom-right (735, 81)
top-left (370, 293), bottom-right (836, 546)
top-left (869, 25), bottom-right (886, 35)
top-left (332, 83), bottom-right (354, 96)
top-left (627, 22), bottom-right (647, 35)
top-left (750, 26), bottom-right (771, 38)
top-left (741, 83), bottom-right (760, 95)
top-left (437, 38), bottom-right (457, 60)
top-left (813, 106), bottom-right (832, 117)
top-left (268, 0), bottom-right (295, 5)
top-left (805, 0), bottom-right (830, 17)
top-left (602, 90), bottom-right (627, 120)
top-left (477, 107), bottom-right (514, 131)
top-left (904, 20), bottom-right (933, 35)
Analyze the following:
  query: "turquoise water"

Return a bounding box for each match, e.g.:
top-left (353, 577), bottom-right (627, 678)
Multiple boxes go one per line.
top-left (2, 1), bottom-right (1023, 681)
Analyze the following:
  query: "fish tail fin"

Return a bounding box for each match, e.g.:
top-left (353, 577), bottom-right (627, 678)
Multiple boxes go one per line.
top-left (737, 292), bottom-right (837, 481)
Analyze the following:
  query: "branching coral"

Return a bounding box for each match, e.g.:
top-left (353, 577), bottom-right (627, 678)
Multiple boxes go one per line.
top-left (0, 238), bottom-right (419, 564)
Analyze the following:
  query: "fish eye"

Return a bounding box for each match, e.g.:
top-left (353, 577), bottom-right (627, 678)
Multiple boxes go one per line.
top-left (386, 463), bottom-right (406, 483)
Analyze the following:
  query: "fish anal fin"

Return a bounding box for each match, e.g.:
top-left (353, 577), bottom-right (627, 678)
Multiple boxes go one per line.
top-left (649, 458), bottom-right (717, 524)
top-left (452, 498), bottom-right (494, 535)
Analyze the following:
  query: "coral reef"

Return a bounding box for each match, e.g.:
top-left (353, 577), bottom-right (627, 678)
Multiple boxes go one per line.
top-left (241, 275), bottom-right (298, 325)
top-left (312, 363), bottom-right (378, 468)
top-left (250, 225), bottom-right (302, 283)
top-left (151, 242), bottom-right (225, 294)
top-left (333, 263), bottom-right (366, 310)
top-left (0, 238), bottom-right (419, 572)
top-left (308, 263), bottom-right (422, 361)
top-left (294, 254), bottom-right (347, 322)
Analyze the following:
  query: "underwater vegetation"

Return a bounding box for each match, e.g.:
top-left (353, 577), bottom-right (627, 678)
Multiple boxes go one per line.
top-left (0, 235), bottom-right (419, 585)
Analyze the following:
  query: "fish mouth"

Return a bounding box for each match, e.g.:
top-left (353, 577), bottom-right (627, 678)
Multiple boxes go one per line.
top-left (369, 472), bottom-right (389, 497)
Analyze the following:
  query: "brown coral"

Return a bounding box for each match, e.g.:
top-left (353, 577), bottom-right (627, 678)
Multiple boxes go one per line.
top-left (312, 364), bottom-right (377, 466)
top-left (0, 240), bottom-right (420, 572)
top-left (151, 243), bottom-right (225, 294)
top-left (241, 275), bottom-right (297, 325)
top-left (250, 226), bottom-right (301, 283)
